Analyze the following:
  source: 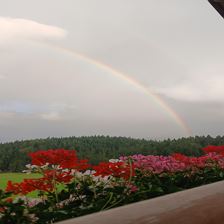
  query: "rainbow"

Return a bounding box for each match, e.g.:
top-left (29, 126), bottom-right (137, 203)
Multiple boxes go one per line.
top-left (35, 41), bottom-right (191, 135)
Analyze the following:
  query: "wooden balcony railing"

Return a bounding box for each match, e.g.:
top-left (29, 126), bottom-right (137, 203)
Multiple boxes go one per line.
top-left (58, 181), bottom-right (224, 224)
top-left (209, 0), bottom-right (224, 18)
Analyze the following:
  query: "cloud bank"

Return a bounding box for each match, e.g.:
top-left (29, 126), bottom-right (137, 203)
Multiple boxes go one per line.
top-left (40, 112), bottom-right (62, 121)
top-left (0, 17), bottom-right (67, 44)
top-left (0, 75), bottom-right (6, 79)
top-left (154, 69), bottom-right (224, 103)
top-left (0, 101), bottom-right (78, 122)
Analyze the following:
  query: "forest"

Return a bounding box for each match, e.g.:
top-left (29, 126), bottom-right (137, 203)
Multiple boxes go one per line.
top-left (0, 135), bottom-right (224, 172)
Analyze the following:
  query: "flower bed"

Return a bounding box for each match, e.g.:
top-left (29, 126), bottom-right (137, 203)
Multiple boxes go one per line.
top-left (1, 145), bottom-right (224, 223)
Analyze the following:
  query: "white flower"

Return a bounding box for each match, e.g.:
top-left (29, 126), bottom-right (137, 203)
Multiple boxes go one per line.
top-left (25, 164), bottom-right (32, 169)
top-left (109, 159), bottom-right (122, 163)
top-left (83, 170), bottom-right (95, 175)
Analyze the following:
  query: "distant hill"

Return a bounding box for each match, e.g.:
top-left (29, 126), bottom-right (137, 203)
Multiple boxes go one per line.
top-left (0, 135), bottom-right (224, 172)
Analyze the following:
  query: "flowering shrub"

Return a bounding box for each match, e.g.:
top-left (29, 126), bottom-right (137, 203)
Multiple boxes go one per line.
top-left (1, 146), bottom-right (224, 223)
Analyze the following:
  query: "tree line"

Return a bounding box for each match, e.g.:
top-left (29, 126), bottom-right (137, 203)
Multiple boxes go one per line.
top-left (0, 135), bottom-right (224, 172)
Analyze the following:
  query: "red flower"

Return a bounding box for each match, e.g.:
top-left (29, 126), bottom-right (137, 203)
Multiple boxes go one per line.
top-left (6, 178), bottom-right (54, 195)
top-left (6, 169), bottom-right (76, 195)
top-left (5, 197), bottom-right (13, 203)
top-left (43, 170), bottom-right (73, 183)
top-left (172, 153), bottom-right (190, 164)
top-left (202, 145), bottom-right (224, 155)
top-left (93, 161), bottom-right (135, 180)
top-left (6, 180), bottom-right (24, 194)
top-left (0, 207), bottom-right (5, 213)
top-left (29, 149), bottom-right (89, 170)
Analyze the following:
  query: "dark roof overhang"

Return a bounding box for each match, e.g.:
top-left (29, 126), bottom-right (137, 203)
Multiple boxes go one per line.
top-left (208, 0), bottom-right (224, 18)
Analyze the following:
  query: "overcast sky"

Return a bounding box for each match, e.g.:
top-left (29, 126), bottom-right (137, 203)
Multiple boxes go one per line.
top-left (0, 0), bottom-right (224, 142)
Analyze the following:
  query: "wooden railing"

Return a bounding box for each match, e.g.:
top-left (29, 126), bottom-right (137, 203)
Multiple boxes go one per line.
top-left (58, 181), bottom-right (224, 224)
top-left (209, 0), bottom-right (224, 18)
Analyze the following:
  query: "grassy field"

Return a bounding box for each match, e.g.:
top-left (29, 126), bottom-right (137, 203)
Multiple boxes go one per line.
top-left (0, 173), bottom-right (41, 190)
